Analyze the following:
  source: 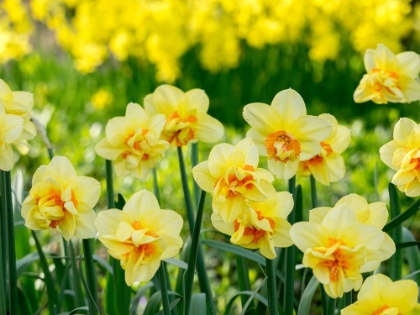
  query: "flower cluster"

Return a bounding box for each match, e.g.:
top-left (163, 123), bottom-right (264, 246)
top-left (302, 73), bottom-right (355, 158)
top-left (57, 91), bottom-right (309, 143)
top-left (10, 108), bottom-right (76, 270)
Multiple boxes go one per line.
top-left (0, 79), bottom-right (36, 171)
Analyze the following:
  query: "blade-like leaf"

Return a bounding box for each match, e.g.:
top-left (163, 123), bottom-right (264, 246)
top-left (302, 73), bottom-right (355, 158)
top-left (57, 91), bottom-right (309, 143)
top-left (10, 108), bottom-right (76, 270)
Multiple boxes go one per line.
top-left (297, 275), bottom-right (319, 315)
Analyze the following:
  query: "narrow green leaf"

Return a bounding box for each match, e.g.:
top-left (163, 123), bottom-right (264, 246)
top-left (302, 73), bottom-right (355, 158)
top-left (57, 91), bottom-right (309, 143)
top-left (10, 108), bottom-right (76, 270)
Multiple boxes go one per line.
top-left (236, 256), bottom-right (252, 311)
top-left (164, 258), bottom-right (188, 270)
top-left (297, 275), bottom-right (319, 315)
top-left (16, 252), bottom-right (41, 277)
top-left (17, 287), bottom-right (33, 315)
top-left (158, 262), bottom-right (171, 315)
top-left (82, 239), bottom-right (99, 315)
top-left (143, 291), bottom-right (163, 315)
top-left (57, 306), bottom-right (90, 315)
top-left (93, 255), bottom-right (114, 275)
top-left (190, 293), bottom-right (206, 315)
top-left (396, 241), bottom-right (420, 249)
top-left (240, 278), bottom-right (268, 315)
top-left (77, 255), bottom-right (101, 314)
top-left (130, 283), bottom-right (154, 315)
top-left (388, 184), bottom-right (402, 281)
top-left (384, 198), bottom-right (420, 232)
top-left (402, 227), bottom-right (420, 285)
top-left (223, 290), bottom-right (268, 315)
top-left (266, 259), bottom-right (282, 315)
top-left (155, 298), bottom-right (182, 315)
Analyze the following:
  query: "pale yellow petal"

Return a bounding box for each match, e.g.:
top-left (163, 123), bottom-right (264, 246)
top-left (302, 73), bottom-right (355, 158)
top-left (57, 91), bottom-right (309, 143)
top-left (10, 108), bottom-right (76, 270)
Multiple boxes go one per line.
top-left (308, 207), bottom-right (331, 224)
top-left (271, 89), bottom-right (307, 128)
top-left (396, 51), bottom-right (420, 78)
top-left (192, 161), bottom-right (216, 193)
top-left (400, 76), bottom-right (420, 103)
top-left (290, 222), bottom-right (328, 251)
top-left (208, 143), bottom-right (244, 177)
top-left (365, 202), bottom-right (388, 229)
top-left (94, 209), bottom-right (130, 236)
top-left (124, 190), bottom-right (160, 220)
top-left (3, 114), bottom-right (24, 143)
top-left (105, 116), bottom-right (135, 147)
top-left (44, 156), bottom-right (77, 187)
top-left (357, 274), bottom-right (391, 302)
top-left (125, 102), bottom-right (147, 125)
top-left (379, 140), bottom-right (400, 170)
top-left (383, 279), bottom-right (418, 313)
top-left (393, 118), bottom-right (416, 145)
top-left (71, 176), bottom-right (101, 208)
top-left (74, 210), bottom-right (97, 239)
top-left (235, 138), bottom-right (260, 168)
top-left (0, 143), bottom-right (15, 171)
top-left (292, 116), bottom-right (332, 147)
top-left (60, 211), bottom-right (76, 241)
top-left (186, 88), bottom-right (209, 112)
top-left (329, 125), bottom-right (351, 154)
top-left (404, 179), bottom-right (420, 197)
top-left (194, 114), bottom-right (224, 143)
top-left (243, 102), bottom-right (282, 134)
top-left (364, 48), bottom-right (376, 72)
top-left (152, 84), bottom-right (188, 115)
top-left (374, 44), bottom-right (399, 71)
top-left (246, 128), bottom-right (268, 156)
top-left (211, 212), bottom-right (234, 235)
top-left (258, 235), bottom-right (276, 259)
top-left (267, 158), bottom-right (299, 180)
top-left (95, 138), bottom-right (123, 160)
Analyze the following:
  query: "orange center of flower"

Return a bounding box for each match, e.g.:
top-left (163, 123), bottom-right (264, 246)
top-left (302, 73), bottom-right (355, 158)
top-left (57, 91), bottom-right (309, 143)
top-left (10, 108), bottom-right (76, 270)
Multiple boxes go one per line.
top-left (137, 243), bottom-right (155, 258)
top-left (265, 130), bottom-right (301, 162)
top-left (164, 111), bottom-right (197, 147)
top-left (233, 210), bottom-right (275, 243)
top-left (370, 68), bottom-right (401, 93)
top-left (132, 221), bottom-right (160, 238)
top-left (372, 306), bottom-right (392, 315)
top-left (123, 128), bottom-right (151, 161)
top-left (215, 165), bottom-right (255, 199)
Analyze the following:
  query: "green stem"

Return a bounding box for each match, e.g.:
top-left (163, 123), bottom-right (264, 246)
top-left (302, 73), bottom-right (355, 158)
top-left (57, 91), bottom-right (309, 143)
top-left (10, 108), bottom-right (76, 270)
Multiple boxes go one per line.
top-left (284, 177), bottom-right (296, 315)
top-left (158, 262), bottom-right (171, 315)
top-left (267, 258), bottom-right (281, 315)
top-left (310, 175), bottom-right (318, 208)
top-left (236, 256), bottom-right (251, 310)
top-left (68, 240), bottom-right (84, 307)
top-left (177, 147), bottom-right (215, 314)
top-left (389, 184), bottom-right (402, 280)
top-left (327, 296), bottom-right (336, 315)
top-left (83, 239), bottom-right (98, 315)
top-left (3, 171), bottom-right (17, 315)
top-left (152, 167), bottom-right (161, 203)
top-left (0, 171), bottom-right (8, 313)
top-left (344, 292), bottom-right (352, 308)
top-left (191, 143), bottom-right (200, 208)
top-left (105, 160), bottom-right (115, 209)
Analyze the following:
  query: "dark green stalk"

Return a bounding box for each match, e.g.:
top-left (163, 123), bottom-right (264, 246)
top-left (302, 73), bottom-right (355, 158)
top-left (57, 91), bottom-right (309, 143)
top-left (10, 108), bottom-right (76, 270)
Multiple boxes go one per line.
top-left (152, 167), bottom-right (161, 203)
top-left (105, 160), bottom-right (115, 209)
top-left (236, 256), bottom-right (252, 310)
top-left (82, 239), bottom-right (98, 315)
top-left (191, 143), bottom-right (200, 207)
top-left (343, 292), bottom-right (352, 308)
top-left (158, 262), bottom-right (171, 315)
top-left (266, 258), bottom-right (282, 315)
top-left (327, 297), bottom-right (336, 315)
top-left (310, 175), bottom-right (318, 208)
top-left (4, 171), bottom-right (17, 315)
top-left (68, 241), bottom-right (84, 307)
top-left (0, 171), bottom-right (8, 313)
top-left (284, 176), bottom-right (296, 315)
top-left (388, 184), bottom-right (402, 280)
top-left (177, 147), bottom-right (215, 314)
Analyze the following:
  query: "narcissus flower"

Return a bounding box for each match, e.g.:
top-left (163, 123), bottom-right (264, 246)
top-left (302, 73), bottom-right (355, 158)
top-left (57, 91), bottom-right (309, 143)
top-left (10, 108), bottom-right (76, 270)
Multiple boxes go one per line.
top-left (354, 44), bottom-right (420, 104)
top-left (243, 89), bottom-right (332, 180)
top-left (192, 138), bottom-right (275, 223)
top-left (0, 79), bottom-right (36, 141)
top-left (95, 190), bottom-right (183, 286)
top-left (95, 102), bottom-right (170, 179)
top-left (290, 201), bottom-right (395, 298)
top-left (144, 85), bottom-right (224, 147)
top-left (0, 104), bottom-right (24, 171)
top-left (297, 114), bottom-right (350, 185)
top-left (211, 192), bottom-right (294, 259)
top-left (342, 274), bottom-right (420, 315)
top-left (380, 118), bottom-right (420, 197)
top-left (21, 156), bottom-right (101, 241)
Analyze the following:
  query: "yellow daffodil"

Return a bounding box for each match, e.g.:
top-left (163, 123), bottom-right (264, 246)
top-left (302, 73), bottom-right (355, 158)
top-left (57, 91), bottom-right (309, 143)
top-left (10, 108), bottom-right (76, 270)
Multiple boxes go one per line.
top-left (95, 102), bottom-right (170, 179)
top-left (309, 194), bottom-right (395, 272)
top-left (192, 138), bottom-right (275, 223)
top-left (342, 274), bottom-right (420, 315)
top-left (243, 89), bottom-right (332, 180)
top-left (21, 156), bottom-right (101, 241)
top-left (354, 44), bottom-right (420, 104)
top-left (297, 114), bottom-right (350, 185)
top-left (0, 104), bottom-right (24, 171)
top-left (94, 190), bottom-right (183, 286)
top-left (144, 85), bottom-right (224, 147)
top-left (211, 191), bottom-right (294, 259)
top-left (380, 118), bottom-right (420, 197)
top-left (0, 79), bottom-right (36, 141)
top-left (290, 203), bottom-right (396, 298)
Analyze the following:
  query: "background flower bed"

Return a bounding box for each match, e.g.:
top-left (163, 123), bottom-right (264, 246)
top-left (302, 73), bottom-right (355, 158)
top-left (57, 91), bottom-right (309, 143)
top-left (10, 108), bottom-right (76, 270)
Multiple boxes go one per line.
top-left (2, 0), bottom-right (420, 313)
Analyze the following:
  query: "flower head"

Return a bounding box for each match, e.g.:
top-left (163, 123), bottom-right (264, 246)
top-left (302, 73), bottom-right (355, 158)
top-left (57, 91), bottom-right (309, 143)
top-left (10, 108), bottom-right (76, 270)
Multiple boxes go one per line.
top-left (297, 114), bottom-right (351, 185)
top-left (0, 104), bottom-right (24, 171)
top-left (290, 196), bottom-right (395, 298)
top-left (192, 138), bottom-right (274, 223)
top-left (0, 79), bottom-right (36, 141)
top-left (95, 102), bottom-right (170, 179)
top-left (94, 190), bottom-right (183, 286)
top-left (354, 44), bottom-right (420, 104)
top-left (144, 85), bottom-right (224, 147)
top-left (380, 118), bottom-right (420, 197)
top-left (22, 156), bottom-right (101, 241)
top-left (342, 274), bottom-right (420, 315)
top-left (212, 191), bottom-right (293, 259)
top-left (243, 89), bottom-right (332, 180)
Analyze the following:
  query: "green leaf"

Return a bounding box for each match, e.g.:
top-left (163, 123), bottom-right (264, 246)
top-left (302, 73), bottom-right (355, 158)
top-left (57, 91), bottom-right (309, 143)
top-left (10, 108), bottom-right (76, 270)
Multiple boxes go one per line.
top-left (143, 291), bottom-right (163, 315)
top-left (57, 306), bottom-right (90, 315)
top-left (240, 278), bottom-right (268, 315)
top-left (93, 254), bottom-right (114, 275)
top-left (164, 258), bottom-right (188, 270)
top-left (297, 275), bottom-right (319, 315)
top-left (388, 184), bottom-right (402, 281)
top-left (402, 227), bottom-right (420, 285)
top-left (384, 198), bottom-right (420, 232)
top-left (223, 287), bottom-right (268, 315)
top-left (17, 287), bottom-right (33, 315)
top-left (396, 241), bottom-right (420, 250)
top-left (16, 252), bottom-right (41, 278)
top-left (130, 282), bottom-right (154, 315)
top-left (190, 293), bottom-right (206, 315)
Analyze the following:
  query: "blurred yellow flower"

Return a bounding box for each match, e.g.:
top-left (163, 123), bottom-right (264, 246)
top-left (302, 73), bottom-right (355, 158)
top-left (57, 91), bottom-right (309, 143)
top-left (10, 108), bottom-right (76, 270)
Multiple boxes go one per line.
top-left (0, 104), bottom-right (24, 171)
top-left (342, 274), bottom-right (420, 315)
top-left (90, 89), bottom-right (113, 110)
top-left (21, 156), bottom-right (101, 241)
top-left (0, 79), bottom-right (36, 141)
top-left (380, 117), bottom-right (420, 197)
top-left (95, 102), bottom-right (170, 179)
top-left (94, 190), bottom-right (183, 286)
top-left (243, 88), bottom-right (332, 180)
top-left (290, 202), bottom-right (395, 298)
top-left (297, 114), bottom-right (351, 185)
top-left (211, 191), bottom-right (293, 259)
top-left (192, 138), bottom-right (274, 223)
top-left (354, 43), bottom-right (420, 104)
top-left (144, 85), bottom-right (224, 147)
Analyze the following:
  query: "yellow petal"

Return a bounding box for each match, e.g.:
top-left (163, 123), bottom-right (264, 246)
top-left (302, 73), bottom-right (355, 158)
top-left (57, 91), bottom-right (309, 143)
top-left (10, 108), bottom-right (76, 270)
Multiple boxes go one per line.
top-left (243, 102), bottom-right (282, 134)
top-left (0, 143), bottom-right (15, 171)
top-left (290, 222), bottom-right (328, 251)
top-left (194, 114), bottom-right (224, 143)
top-left (95, 209), bottom-right (130, 236)
top-left (192, 161), bottom-right (216, 193)
top-left (393, 118), bottom-right (416, 146)
top-left (271, 88), bottom-right (306, 129)
top-left (74, 210), bottom-right (97, 239)
top-left (379, 141), bottom-right (400, 170)
top-left (123, 190), bottom-right (161, 220)
top-left (396, 51), bottom-right (420, 78)
top-left (186, 88), bottom-right (209, 113)
top-left (267, 158), bottom-right (299, 180)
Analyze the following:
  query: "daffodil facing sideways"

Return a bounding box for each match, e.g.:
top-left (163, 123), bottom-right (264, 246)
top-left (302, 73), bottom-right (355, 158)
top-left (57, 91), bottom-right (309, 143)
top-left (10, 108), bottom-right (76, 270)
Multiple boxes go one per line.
top-left (211, 191), bottom-right (294, 259)
top-left (21, 156), bottom-right (101, 241)
top-left (0, 79), bottom-right (36, 141)
top-left (354, 43), bottom-right (420, 104)
top-left (342, 274), bottom-right (420, 315)
top-left (0, 103), bottom-right (24, 171)
top-left (192, 138), bottom-right (275, 223)
top-left (243, 89), bottom-right (332, 180)
top-left (297, 114), bottom-right (351, 185)
top-left (290, 200), bottom-right (396, 298)
top-left (144, 84), bottom-right (224, 147)
top-left (94, 190), bottom-right (183, 286)
top-left (380, 117), bottom-right (420, 197)
top-left (95, 102), bottom-right (170, 179)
